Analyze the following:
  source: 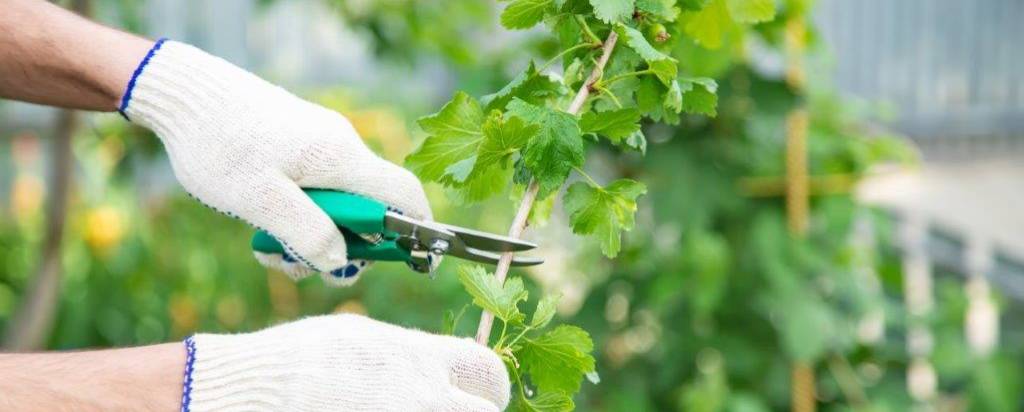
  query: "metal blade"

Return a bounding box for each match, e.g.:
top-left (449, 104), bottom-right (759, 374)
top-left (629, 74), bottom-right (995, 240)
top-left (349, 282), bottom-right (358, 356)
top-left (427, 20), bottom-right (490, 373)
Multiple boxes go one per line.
top-left (451, 246), bottom-right (545, 266)
top-left (437, 223), bottom-right (537, 252)
top-left (384, 212), bottom-right (543, 268)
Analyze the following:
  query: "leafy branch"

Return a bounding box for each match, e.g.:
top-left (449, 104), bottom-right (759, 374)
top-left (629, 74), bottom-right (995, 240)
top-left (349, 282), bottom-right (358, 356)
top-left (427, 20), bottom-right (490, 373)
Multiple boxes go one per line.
top-left (405, 0), bottom-right (748, 409)
top-left (475, 27), bottom-right (620, 349)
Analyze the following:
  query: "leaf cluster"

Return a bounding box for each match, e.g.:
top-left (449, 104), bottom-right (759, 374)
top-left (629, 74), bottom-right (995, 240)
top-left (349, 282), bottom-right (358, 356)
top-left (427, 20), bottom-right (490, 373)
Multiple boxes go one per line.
top-left (455, 266), bottom-right (595, 412)
top-left (407, 0), bottom-right (757, 257)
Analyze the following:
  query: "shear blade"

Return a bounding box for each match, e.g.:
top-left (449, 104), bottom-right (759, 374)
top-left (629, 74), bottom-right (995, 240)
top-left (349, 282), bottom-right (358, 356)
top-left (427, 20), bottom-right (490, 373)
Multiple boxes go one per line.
top-left (437, 223), bottom-right (537, 252)
top-left (456, 246), bottom-right (544, 267)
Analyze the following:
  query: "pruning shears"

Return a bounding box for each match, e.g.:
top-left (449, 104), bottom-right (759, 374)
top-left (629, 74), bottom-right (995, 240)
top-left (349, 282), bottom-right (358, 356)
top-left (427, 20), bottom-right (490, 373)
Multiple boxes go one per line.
top-left (250, 189), bottom-right (542, 276)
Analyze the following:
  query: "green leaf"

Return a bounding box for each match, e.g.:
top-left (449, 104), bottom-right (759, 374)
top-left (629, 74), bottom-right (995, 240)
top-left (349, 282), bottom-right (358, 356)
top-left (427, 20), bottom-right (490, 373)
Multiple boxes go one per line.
top-left (648, 59), bottom-right (678, 86)
top-left (531, 293), bottom-right (561, 328)
top-left (563, 179), bottom-right (647, 257)
top-left (507, 99), bottom-right (585, 197)
top-left (726, 0), bottom-right (775, 23)
top-left (513, 391), bottom-right (575, 412)
top-left (501, 0), bottom-right (553, 30)
top-left (474, 114), bottom-right (539, 175)
top-left (623, 130), bottom-right (647, 154)
top-left (636, 0), bottom-right (680, 21)
top-left (683, 0), bottom-right (735, 49)
top-left (517, 325), bottom-right (596, 394)
top-left (579, 108), bottom-right (641, 142)
top-left (407, 92), bottom-right (485, 182)
top-left (448, 161), bottom-right (513, 204)
top-left (679, 77), bottom-right (718, 116)
top-left (482, 62), bottom-right (564, 112)
top-left (635, 76), bottom-right (663, 115)
top-left (616, 25), bottom-right (671, 62)
top-left (589, 0), bottom-right (635, 23)
top-left (679, 0), bottom-right (710, 10)
top-left (457, 266), bottom-right (528, 324)
top-left (445, 156), bottom-right (477, 183)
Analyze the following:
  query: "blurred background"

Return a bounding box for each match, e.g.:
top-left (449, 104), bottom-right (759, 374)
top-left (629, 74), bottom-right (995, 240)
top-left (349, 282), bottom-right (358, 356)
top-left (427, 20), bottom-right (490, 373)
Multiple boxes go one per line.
top-left (1, 0), bottom-right (1022, 410)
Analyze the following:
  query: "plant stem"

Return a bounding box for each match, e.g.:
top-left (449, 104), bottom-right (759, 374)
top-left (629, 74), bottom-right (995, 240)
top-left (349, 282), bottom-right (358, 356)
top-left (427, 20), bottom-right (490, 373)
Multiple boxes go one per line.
top-left (539, 42), bottom-right (599, 73)
top-left (600, 69), bottom-right (652, 87)
top-left (575, 15), bottom-right (602, 45)
top-left (572, 165), bottom-right (603, 188)
top-left (475, 30), bottom-right (620, 345)
top-left (593, 84), bottom-right (622, 108)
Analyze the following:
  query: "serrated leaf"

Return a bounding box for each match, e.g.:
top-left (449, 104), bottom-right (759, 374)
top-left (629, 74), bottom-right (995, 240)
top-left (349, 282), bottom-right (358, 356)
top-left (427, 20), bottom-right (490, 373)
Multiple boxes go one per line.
top-left (474, 114), bottom-right (539, 175)
top-left (683, 0), bottom-right (735, 49)
top-left (502, 0), bottom-right (553, 30)
top-left (448, 162), bottom-right (513, 204)
top-left (726, 0), bottom-right (775, 23)
top-left (531, 293), bottom-right (561, 328)
top-left (636, 0), bottom-right (680, 20)
top-left (649, 59), bottom-right (678, 86)
top-left (483, 62), bottom-right (564, 112)
top-left (624, 130), bottom-right (647, 154)
top-left (517, 325), bottom-right (596, 394)
top-left (513, 391), bottom-right (575, 412)
top-left (407, 92), bottom-right (485, 182)
top-left (457, 266), bottom-right (528, 324)
top-left (580, 108), bottom-right (641, 142)
top-left (508, 99), bottom-right (585, 198)
top-left (563, 179), bottom-right (647, 257)
top-left (680, 77), bottom-right (718, 116)
top-left (617, 25), bottom-right (671, 62)
top-left (589, 0), bottom-right (635, 23)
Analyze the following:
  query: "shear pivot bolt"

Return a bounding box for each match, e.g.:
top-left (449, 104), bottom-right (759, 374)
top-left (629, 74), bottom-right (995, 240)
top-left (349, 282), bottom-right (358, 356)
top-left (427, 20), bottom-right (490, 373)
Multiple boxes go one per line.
top-left (429, 239), bottom-right (450, 256)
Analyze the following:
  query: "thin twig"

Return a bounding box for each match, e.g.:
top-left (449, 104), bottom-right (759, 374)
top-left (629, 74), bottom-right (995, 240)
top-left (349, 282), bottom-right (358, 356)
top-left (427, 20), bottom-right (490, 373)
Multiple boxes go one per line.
top-left (475, 30), bottom-right (620, 345)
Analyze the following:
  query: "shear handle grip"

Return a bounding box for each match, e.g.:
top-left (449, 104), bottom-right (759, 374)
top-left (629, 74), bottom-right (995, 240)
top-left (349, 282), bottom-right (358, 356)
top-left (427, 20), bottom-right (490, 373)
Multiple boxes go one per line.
top-left (249, 190), bottom-right (412, 263)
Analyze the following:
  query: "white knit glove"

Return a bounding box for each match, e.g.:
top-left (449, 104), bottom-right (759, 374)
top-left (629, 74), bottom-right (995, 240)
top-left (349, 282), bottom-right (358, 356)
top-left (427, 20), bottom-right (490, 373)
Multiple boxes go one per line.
top-left (182, 314), bottom-right (511, 412)
top-left (121, 39), bottom-right (431, 284)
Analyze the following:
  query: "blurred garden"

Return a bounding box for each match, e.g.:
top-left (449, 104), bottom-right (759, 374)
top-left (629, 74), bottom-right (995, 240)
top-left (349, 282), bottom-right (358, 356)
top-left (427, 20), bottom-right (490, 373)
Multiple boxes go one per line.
top-left (1, 0), bottom-right (1023, 411)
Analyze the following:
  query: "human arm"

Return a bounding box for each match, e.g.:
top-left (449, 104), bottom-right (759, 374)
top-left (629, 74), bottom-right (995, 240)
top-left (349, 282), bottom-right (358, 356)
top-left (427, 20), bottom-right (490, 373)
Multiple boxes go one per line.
top-left (0, 0), bottom-right (152, 111)
top-left (0, 343), bottom-right (184, 411)
top-left (0, 315), bottom-right (511, 411)
top-left (0, 0), bottom-right (433, 282)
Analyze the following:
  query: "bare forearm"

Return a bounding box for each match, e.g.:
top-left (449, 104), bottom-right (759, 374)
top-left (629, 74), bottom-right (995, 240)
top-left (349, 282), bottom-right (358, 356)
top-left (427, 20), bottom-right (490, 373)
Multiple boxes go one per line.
top-left (0, 343), bottom-right (183, 411)
top-left (0, 0), bottom-right (152, 111)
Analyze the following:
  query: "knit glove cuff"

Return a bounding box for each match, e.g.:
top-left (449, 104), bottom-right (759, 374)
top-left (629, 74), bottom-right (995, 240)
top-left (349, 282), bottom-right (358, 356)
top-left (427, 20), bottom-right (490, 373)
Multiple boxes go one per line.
top-left (182, 333), bottom-right (293, 411)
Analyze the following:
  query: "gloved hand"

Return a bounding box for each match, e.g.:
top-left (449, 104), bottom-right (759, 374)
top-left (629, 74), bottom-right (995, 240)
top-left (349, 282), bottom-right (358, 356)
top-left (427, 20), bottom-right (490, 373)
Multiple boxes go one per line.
top-left (120, 39), bottom-right (431, 285)
top-left (182, 314), bottom-right (511, 412)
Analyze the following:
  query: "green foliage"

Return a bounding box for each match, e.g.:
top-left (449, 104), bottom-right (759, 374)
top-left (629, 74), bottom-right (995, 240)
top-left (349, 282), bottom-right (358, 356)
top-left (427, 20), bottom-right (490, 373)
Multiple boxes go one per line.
top-left (458, 265), bottom-right (529, 323)
top-left (508, 99), bottom-right (586, 197)
top-left (590, 0), bottom-right (636, 23)
top-left (404, 0), bottom-right (778, 407)
top-left (579, 108), bottom-right (641, 142)
top-left (564, 179), bottom-right (646, 257)
top-left (5, 2), bottom-right (1018, 412)
top-left (457, 265), bottom-right (595, 412)
top-left (406, 91), bottom-right (484, 182)
top-left (501, 0), bottom-right (553, 29)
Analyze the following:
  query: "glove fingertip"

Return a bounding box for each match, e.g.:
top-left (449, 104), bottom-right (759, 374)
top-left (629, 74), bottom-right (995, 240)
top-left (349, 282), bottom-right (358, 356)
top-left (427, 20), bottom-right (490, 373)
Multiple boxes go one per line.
top-left (254, 251), bottom-right (316, 280)
top-left (319, 260), bottom-right (372, 287)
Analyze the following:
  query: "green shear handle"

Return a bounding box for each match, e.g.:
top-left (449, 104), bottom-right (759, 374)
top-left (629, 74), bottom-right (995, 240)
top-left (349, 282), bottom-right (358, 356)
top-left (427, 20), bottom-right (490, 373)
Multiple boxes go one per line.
top-left (250, 190), bottom-right (413, 263)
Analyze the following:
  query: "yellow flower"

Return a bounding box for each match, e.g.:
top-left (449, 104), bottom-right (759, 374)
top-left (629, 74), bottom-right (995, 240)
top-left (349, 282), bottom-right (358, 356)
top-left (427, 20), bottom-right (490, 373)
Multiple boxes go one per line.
top-left (84, 205), bottom-right (125, 254)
